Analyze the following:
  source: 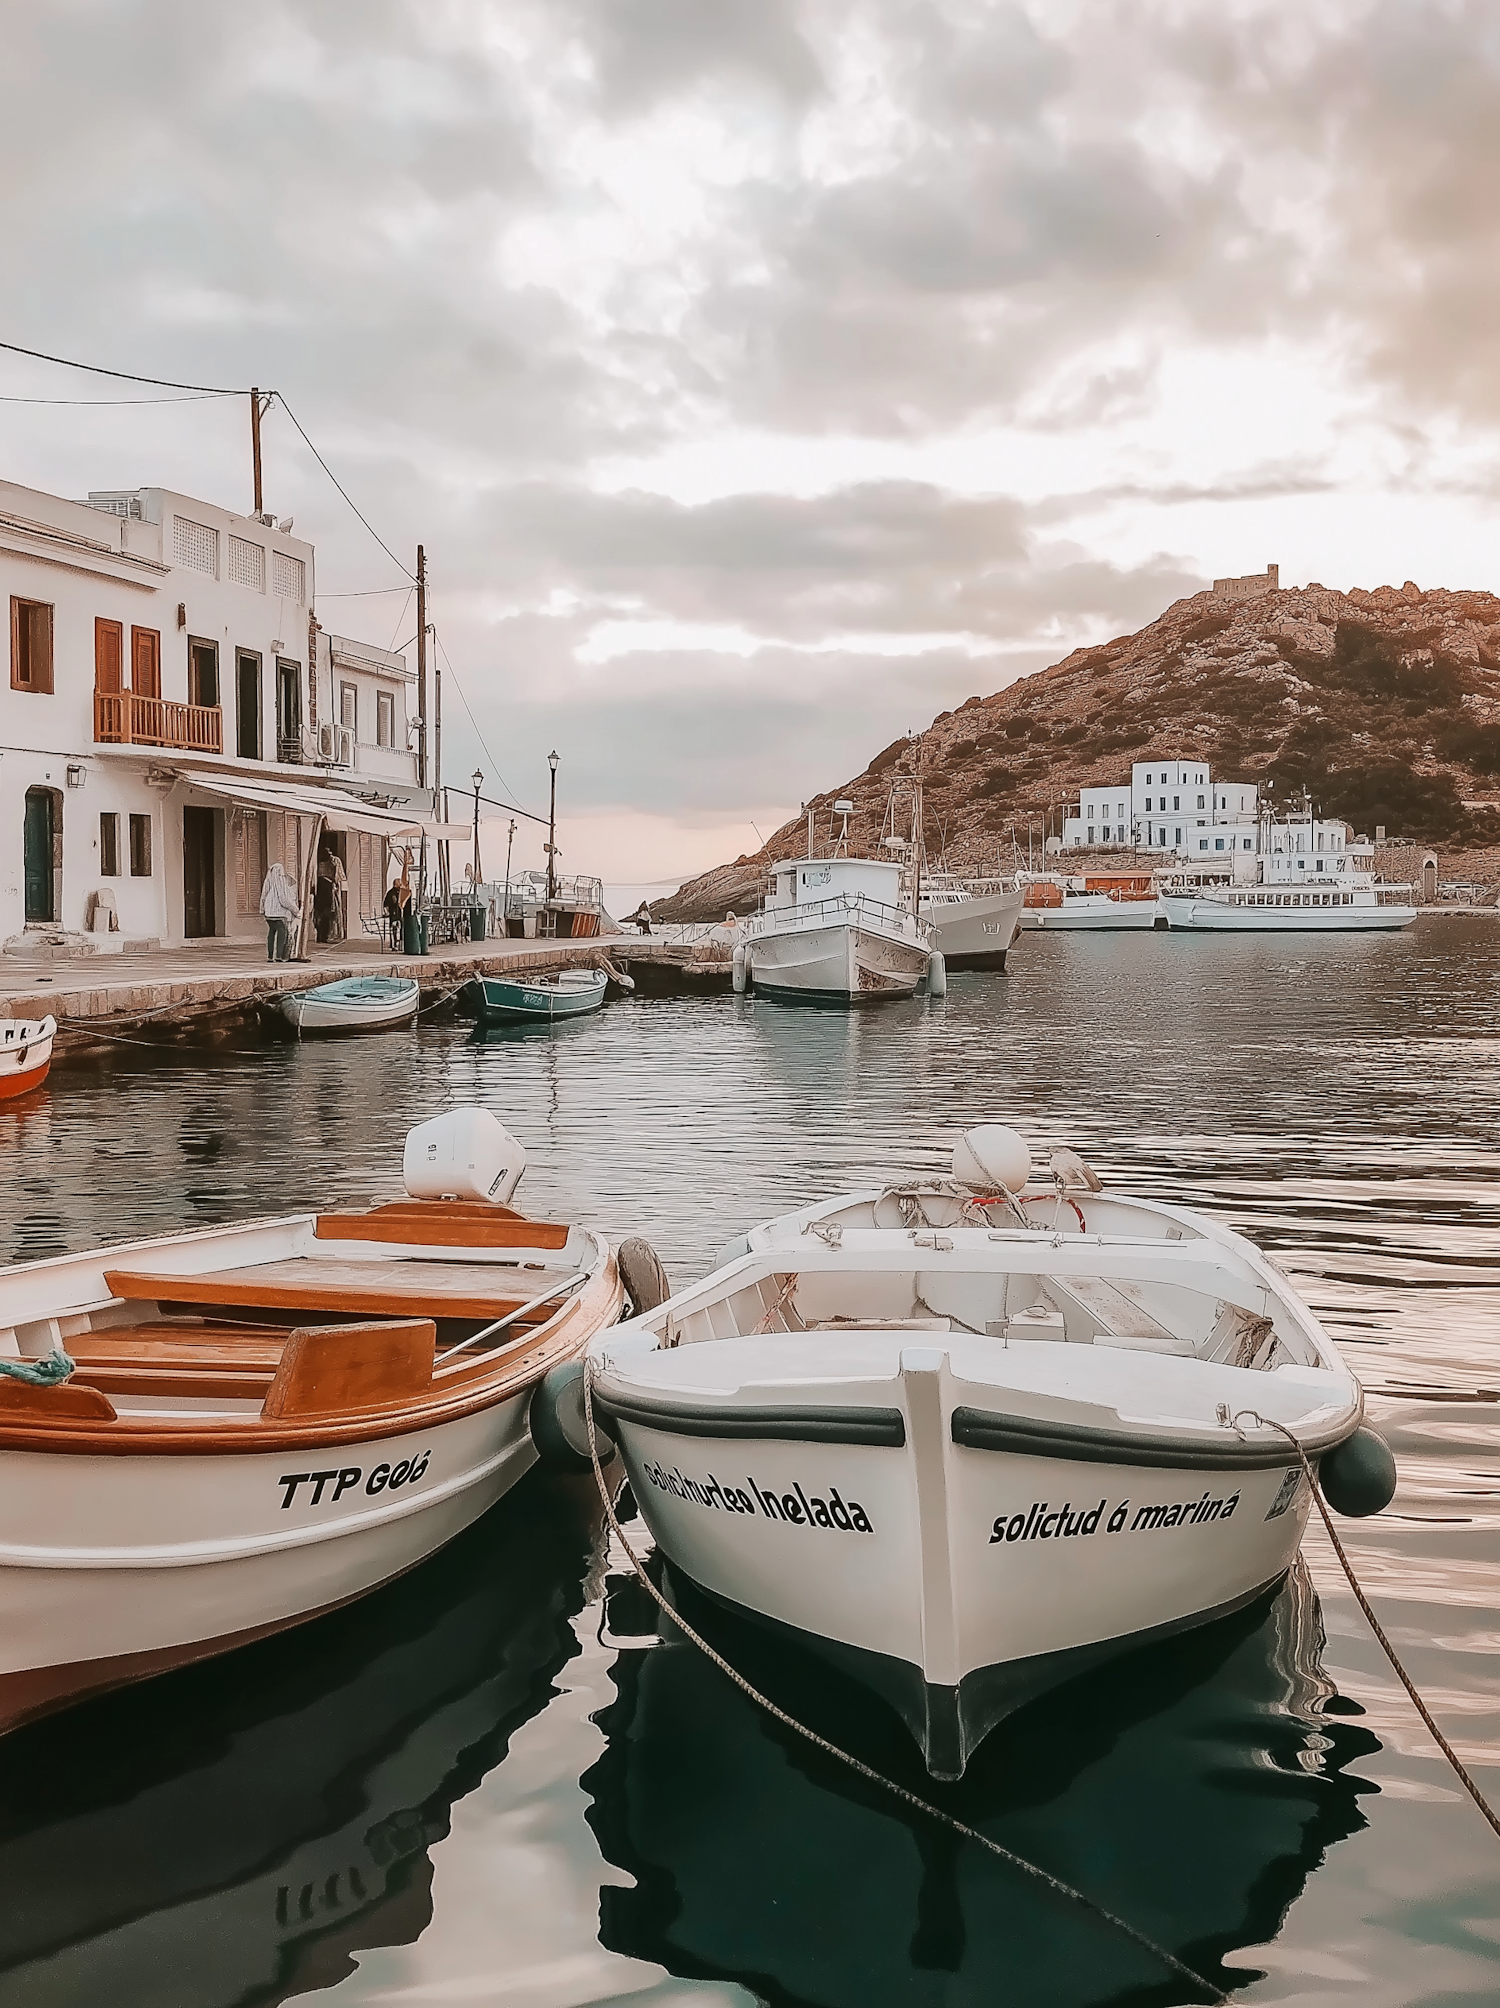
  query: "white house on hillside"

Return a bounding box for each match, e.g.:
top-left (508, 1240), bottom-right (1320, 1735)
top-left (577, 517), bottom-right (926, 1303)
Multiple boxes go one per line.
top-left (1064, 760), bottom-right (1261, 857)
top-left (2, 475), bottom-right (433, 953)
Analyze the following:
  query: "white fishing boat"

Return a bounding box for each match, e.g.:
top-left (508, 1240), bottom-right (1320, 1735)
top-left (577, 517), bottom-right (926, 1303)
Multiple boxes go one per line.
top-left (586, 1125), bottom-right (1395, 1778)
top-left (1158, 813), bottom-right (1416, 931)
top-left (919, 876), bottom-right (1024, 969)
top-left (738, 854), bottom-right (934, 1004)
top-left (0, 1016), bottom-right (56, 1102)
top-left (1016, 873), bottom-right (1158, 931)
top-left (0, 1107), bottom-right (626, 1734)
top-left (277, 974), bottom-right (421, 1034)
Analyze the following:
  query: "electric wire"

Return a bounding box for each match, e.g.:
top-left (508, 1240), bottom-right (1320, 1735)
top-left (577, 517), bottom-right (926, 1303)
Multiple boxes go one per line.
top-left (0, 390), bottom-right (231, 407)
top-left (581, 1361), bottom-right (1229, 2006)
top-left (271, 392), bottom-right (416, 583)
top-left (432, 627), bottom-right (534, 816)
top-left (0, 337), bottom-right (248, 394)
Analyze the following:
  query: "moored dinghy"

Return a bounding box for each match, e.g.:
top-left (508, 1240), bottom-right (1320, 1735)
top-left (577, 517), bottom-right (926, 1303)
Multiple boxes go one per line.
top-left (465, 967), bottom-right (608, 1023)
top-left (0, 1106), bottom-right (625, 1733)
top-left (588, 1124), bottom-right (1395, 1778)
top-left (0, 1016), bottom-right (56, 1101)
top-left (277, 974), bottom-right (421, 1033)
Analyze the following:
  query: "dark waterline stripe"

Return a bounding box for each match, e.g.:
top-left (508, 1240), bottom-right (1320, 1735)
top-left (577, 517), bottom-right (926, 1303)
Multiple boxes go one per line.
top-left (594, 1391), bottom-right (906, 1446)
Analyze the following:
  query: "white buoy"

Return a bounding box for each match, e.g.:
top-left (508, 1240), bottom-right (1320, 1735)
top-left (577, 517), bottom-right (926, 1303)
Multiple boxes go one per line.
top-left (952, 1124), bottom-right (1031, 1194)
top-left (926, 951), bottom-right (947, 998)
top-left (732, 942), bottom-right (749, 994)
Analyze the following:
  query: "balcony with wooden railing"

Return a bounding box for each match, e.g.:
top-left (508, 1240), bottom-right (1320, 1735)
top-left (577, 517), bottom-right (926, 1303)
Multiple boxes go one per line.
top-left (95, 690), bottom-right (223, 754)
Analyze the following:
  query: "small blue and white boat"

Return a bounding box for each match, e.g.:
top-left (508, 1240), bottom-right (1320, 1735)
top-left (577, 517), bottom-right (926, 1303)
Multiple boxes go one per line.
top-left (466, 968), bottom-right (608, 1023)
top-left (277, 974), bottom-right (421, 1034)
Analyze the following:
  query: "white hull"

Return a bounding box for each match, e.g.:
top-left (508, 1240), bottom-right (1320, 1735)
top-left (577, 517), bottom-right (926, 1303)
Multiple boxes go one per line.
top-left (921, 888), bottom-right (1023, 966)
top-left (594, 1167), bottom-right (1370, 1775)
top-left (747, 919), bottom-right (931, 1002)
top-left (0, 1404), bottom-right (534, 1698)
top-left (1018, 899), bottom-right (1157, 931)
top-left (0, 1016), bottom-right (55, 1099)
top-left (279, 986), bottom-right (420, 1031)
top-left (1158, 894), bottom-right (1417, 932)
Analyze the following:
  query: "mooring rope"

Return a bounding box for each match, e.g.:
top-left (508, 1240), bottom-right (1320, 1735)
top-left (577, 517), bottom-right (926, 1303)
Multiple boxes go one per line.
top-left (1243, 1412), bottom-right (1500, 1845)
top-left (582, 1359), bottom-right (1228, 2005)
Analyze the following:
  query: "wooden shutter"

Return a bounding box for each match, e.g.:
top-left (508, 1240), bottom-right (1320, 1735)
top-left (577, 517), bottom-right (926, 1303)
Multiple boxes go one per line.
top-left (131, 626), bottom-right (161, 698)
top-left (95, 619), bottom-right (124, 694)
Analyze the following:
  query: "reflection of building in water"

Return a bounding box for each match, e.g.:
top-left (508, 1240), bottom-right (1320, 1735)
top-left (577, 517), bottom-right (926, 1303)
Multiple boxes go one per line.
top-left (584, 1563), bottom-right (1376, 2006)
top-left (0, 1484), bottom-right (599, 2008)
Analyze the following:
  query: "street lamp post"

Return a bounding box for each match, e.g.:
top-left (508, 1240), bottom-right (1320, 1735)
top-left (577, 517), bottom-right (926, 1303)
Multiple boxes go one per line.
top-left (470, 769), bottom-right (483, 888)
top-left (503, 818), bottom-right (516, 937)
top-left (546, 750), bottom-right (559, 907)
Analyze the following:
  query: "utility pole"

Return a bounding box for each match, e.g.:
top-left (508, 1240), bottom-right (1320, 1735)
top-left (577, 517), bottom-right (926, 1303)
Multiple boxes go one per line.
top-left (546, 751), bottom-right (560, 907)
top-left (415, 545), bottom-right (428, 789)
top-left (503, 818), bottom-right (516, 936)
top-left (250, 389), bottom-right (267, 516)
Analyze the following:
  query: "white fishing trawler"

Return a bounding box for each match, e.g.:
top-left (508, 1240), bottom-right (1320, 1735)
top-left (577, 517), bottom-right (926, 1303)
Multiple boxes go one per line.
top-left (736, 800), bottom-right (935, 1005)
top-left (584, 1125), bottom-right (1395, 1778)
top-left (1158, 805), bottom-right (1417, 932)
top-left (1015, 872), bottom-right (1159, 930)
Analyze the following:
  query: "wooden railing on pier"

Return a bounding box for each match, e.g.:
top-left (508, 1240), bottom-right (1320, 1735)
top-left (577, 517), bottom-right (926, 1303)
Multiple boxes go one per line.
top-left (94, 691), bottom-right (223, 754)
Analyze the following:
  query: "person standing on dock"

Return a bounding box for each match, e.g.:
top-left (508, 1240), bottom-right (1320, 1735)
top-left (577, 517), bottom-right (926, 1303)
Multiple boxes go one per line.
top-left (260, 861), bottom-right (301, 963)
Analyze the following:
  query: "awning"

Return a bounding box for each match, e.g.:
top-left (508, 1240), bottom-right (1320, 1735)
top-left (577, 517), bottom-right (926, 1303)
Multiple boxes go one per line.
top-left (175, 769), bottom-right (470, 842)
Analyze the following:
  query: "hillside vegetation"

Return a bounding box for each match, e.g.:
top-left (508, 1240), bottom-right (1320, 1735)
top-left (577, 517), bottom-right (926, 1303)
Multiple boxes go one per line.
top-left (660, 580), bottom-right (1500, 920)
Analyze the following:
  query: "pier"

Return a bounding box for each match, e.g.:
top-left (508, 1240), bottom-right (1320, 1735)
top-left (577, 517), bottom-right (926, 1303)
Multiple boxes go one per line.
top-left (0, 931), bottom-right (732, 1053)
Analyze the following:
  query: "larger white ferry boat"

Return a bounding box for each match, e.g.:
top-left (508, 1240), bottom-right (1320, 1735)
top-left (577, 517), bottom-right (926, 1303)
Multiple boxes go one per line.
top-left (1158, 809), bottom-right (1416, 932)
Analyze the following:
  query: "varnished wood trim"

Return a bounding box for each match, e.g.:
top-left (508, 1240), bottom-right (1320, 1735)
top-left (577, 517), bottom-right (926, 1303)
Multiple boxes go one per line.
top-left (313, 1213), bottom-right (570, 1249)
top-left (261, 1318), bottom-right (436, 1419)
top-left (103, 1269), bottom-right (524, 1320)
top-left (0, 1264), bottom-right (623, 1454)
top-left (0, 1379), bottom-right (118, 1422)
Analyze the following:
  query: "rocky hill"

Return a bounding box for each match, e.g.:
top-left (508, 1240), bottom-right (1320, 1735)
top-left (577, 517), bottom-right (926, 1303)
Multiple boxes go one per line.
top-left (659, 579), bottom-right (1500, 920)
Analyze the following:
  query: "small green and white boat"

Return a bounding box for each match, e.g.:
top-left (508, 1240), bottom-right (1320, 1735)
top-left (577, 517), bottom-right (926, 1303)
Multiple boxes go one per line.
top-left (466, 967), bottom-right (608, 1023)
top-left (277, 974), bottom-right (421, 1034)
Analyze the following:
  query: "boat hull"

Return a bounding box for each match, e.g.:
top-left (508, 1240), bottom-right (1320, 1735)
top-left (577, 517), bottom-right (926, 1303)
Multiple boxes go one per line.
top-left (277, 980), bottom-right (420, 1032)
top-left (610, 1409), bottom-right (1312, 1775)
top-left (467, 972), bottom-right (608, 1021)
top-left (0, 1017), bottom-right (56, 1100)
top-left (1158, 895), bottom-right (1418, 932)
top-left (0, 1399), bottom-right (536, 1733)
top-left (1018, 900), bottom-right (1157, 931)
top-left (921, 889), bottom-right (1023, 969)
top-left (747, 920), bottom-right (931, 1004)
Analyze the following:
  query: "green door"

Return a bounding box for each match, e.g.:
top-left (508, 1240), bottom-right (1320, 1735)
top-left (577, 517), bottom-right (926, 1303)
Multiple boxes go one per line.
top-left (23, 789), bottom-right (54, 922)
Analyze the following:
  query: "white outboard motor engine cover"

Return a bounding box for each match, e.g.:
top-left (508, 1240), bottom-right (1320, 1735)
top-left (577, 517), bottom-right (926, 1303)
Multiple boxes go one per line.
top-left (403, 1107), bottom-right (526, 1205)
top-left (952, 1124), bottom-right (1031, 1194)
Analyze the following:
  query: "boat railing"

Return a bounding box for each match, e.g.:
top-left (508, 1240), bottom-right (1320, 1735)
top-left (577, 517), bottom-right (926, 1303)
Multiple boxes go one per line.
top-left (745, 892), bottom-right (927, 938)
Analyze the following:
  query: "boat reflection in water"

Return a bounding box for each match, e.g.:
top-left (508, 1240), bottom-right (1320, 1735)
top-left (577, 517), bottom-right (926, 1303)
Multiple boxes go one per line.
top-left (585, 1560), bottom-right (1378, 2006)
top-left (0, 1477), bottom-right (600, 2008)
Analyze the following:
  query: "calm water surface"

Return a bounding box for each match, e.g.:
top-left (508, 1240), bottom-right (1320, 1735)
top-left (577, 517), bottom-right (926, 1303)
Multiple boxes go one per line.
top-left (1, 919), bottom-right (1497, 2006)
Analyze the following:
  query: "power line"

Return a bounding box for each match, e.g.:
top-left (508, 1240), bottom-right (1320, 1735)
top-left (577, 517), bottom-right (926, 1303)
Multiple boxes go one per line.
top-left (273, 392), bottom-right (416, 583)
top-left (0, 390), bottom-right (229, 407)
top-left (0, 336), bottom-right (247, 394)
top-left (316, 585), bottom-right (412, 599)
top-left (432, 627), bottom-right (535, 815)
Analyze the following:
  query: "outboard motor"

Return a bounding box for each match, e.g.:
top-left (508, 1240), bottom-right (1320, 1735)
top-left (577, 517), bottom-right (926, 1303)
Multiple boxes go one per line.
top-left (402, 1107), bottom-right (526, 1205)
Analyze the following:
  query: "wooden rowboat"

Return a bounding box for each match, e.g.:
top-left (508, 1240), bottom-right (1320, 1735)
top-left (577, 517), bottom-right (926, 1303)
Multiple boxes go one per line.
top-left (277, 975), bottom-right (420, 1034)
top-left (0, 1016), bottom-right (55, 1102)
top-left (0, 1109), bottom-right (625, 1734)
top-left (465, 968), bottom-right (608, 1023)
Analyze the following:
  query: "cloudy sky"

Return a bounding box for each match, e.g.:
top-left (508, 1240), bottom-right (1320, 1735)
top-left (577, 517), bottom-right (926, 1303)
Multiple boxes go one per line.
top-left (5, 0), bottom-right (1500, 881)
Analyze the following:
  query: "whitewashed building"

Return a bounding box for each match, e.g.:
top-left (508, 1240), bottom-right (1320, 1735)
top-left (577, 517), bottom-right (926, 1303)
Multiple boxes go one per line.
top-left (1064, 760), bottom-right (1261, 858)
top-left (2, 475), bottom-right (431, 953)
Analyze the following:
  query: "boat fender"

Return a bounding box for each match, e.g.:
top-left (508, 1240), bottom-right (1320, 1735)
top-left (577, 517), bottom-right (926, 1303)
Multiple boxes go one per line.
top-left (530, 1359), bottom-right (615, 1472)
top-left (732, 942), bottom-right (748, 994)
top-left (952, 1124), bottom-right (1031, 1194)
top-left (925, 951), bottom-right (947, 999)
top-left (617, 1236), bottom-right (672, 1318)
top-left (601, 958), bottom-right (636, 992)
top-left (1318, 1426), bottom-right (1397, 1518)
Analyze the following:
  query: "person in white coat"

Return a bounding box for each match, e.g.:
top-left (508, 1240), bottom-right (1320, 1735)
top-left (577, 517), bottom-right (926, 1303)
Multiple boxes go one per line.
top-left (260, 861), bottom-right (301, 962)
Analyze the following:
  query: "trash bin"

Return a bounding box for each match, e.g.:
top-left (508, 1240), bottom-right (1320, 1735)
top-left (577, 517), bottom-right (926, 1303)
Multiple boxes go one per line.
top-left (419, 912), bottom-right (430, 955)
top-left (402, 911), bottom-right (421, 956)
top-left (469, 905), bottom-right (486, 942)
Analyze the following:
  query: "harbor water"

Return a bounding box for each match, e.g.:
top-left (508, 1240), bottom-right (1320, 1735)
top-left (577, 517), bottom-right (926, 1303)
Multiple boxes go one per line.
top-left (1, 919), bottom-right (1497, 2006)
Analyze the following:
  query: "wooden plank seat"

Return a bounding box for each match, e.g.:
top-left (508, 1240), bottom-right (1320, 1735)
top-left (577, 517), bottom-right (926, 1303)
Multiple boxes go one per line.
top-left (314, 1202), bottom-right (571, 1250)
top-left (101, 1258), bottom-right (579, 1325)
top-left (63, 1321), bottom-right (289, 1401)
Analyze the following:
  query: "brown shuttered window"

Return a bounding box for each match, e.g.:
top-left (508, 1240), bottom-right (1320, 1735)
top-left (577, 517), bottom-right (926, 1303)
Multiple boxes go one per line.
top-left (95, 618), bottom-right (124, 693)
top-left (131, 626), bottom-right (161, 698)
top-left (10, 597), bottom-right (54, 692)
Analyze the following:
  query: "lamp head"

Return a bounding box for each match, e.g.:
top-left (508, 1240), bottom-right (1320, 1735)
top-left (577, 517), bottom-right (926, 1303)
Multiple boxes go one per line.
top-left (547, 749), bottom-right (559, 773)
top-left (471, 769), bottom-right (483, 791)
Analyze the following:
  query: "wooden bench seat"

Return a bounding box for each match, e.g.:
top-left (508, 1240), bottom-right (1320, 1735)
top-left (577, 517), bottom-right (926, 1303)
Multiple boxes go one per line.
top-left (102, 1257), bottom-right (576, 1324)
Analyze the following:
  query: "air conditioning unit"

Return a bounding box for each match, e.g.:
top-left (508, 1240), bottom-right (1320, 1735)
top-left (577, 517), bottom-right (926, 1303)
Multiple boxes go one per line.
top-left (317, 721), bottom-right (337, 761)
top-left (337, 728), bottom-right (356, 768)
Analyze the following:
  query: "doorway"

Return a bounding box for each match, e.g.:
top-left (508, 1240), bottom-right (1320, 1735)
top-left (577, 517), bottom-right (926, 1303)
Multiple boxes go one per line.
top-left (276, 658), bottom-right (302, 762)
top-left (236, 651), bottom-right (262, 759)
top-left (23, 788), bottom-right (58, 923)
top-left (314, 830), bottom-right (349, 943)
top-left (183, 805), bottom-right (220, 938)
